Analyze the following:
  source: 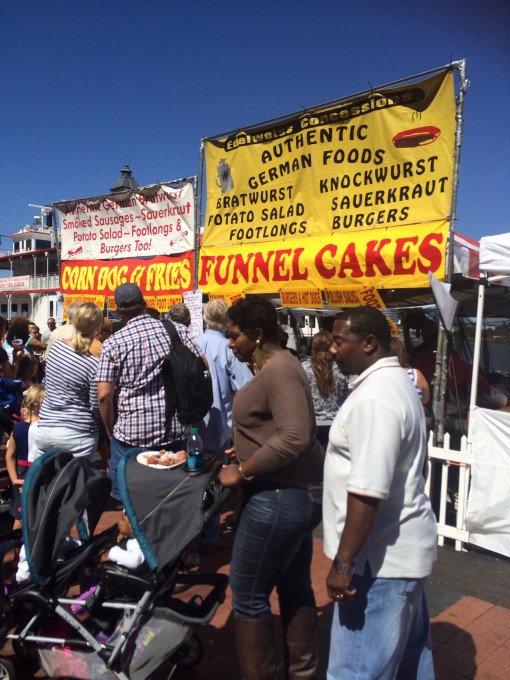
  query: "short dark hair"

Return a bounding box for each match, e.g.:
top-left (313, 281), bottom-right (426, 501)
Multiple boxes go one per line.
top-left (145, 307), bottom-right (161, 320)
top-left (6, 323), bottom-right (29, 346)
top-left (228, 297), bottom-right (280, 343)
top-left (118, 301), bottom-right (146, 320)
top-left (346, 306), bottom-right (391, 351)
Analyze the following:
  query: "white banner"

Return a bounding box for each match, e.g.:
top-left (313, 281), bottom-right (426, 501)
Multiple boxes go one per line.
top-left (57, 181), bottom-right (195, 261)
top-left (183, 290), bottom-right (204, 339)
top-left (0, 275), bottom-right (31, 292)
top-left (465, 407), bottom-right (510, 557)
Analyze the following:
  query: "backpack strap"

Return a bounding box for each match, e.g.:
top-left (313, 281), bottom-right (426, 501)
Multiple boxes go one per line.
top-left (162, 319), bottom-right (182, 346)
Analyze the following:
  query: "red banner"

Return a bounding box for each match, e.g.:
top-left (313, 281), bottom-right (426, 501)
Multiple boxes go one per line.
top-left (61, 253), bottom-right (194, 296)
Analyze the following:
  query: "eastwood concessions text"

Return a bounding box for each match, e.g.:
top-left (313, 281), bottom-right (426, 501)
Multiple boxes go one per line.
top-left (199, 232), bottom-right (444, 286)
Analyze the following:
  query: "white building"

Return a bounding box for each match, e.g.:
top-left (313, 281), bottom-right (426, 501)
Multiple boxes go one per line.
top-left (0, 219), bottom-right (60, 328)
top-left (0, 166), bottom-right (141, 329)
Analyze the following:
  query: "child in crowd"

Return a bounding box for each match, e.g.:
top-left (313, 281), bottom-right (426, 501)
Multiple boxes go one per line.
top-left (71, 509), bottom-right (144, 616)
top-left (5, 384), bottom-right (45, 530)
top-left (16, 354), bottom-right (39, 394)
top-left (103, 509), bottom-right (144, 569)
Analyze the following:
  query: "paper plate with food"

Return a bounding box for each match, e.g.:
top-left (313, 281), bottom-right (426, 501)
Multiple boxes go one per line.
top-left (137, 450), bottom-right (187, 469)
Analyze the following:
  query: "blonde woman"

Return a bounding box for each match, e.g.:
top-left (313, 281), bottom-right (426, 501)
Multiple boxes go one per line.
top-left (301, 330), bottom-right (349, 449)
top-left (35, 303), bottom-right (104, 458)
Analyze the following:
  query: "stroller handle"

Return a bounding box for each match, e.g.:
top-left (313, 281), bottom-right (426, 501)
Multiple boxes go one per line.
top-left (202, 485), bottom-right (232, 526)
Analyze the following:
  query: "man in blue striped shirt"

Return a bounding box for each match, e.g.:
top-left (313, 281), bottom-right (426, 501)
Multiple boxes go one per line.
top-left (97, 283), bottom-right (202, 499)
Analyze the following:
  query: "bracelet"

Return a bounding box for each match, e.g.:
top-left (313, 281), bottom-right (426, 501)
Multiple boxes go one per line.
top-left (238, 464), bottom-right (252, 482)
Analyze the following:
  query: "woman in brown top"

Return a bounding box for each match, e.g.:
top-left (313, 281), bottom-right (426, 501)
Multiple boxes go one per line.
top-left (219, 297), bottom-right (323, 680)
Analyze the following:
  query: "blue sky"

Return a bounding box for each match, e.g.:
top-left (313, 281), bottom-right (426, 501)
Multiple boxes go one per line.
top-left (1, 0), bottom-right (509, 243)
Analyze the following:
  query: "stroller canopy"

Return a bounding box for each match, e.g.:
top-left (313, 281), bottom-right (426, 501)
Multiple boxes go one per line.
top-left (22, 451), bottom-right (111, 587)
top-left (118, 449), bottom-right (220, 573)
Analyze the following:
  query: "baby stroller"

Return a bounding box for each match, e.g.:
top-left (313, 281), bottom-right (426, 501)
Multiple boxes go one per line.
top-left (1, 447), bottom-right (229, 679)
top-left (0, 449), bottom-right (116, 679)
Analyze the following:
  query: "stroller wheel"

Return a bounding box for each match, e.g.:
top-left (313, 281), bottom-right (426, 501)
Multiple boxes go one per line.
top-left (0, 657), bottom-right (16, 680)
top-left (173, 631), bottom-right (204, 668)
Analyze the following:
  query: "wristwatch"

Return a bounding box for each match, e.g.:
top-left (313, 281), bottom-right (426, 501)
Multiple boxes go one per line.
top-left (332, 557), bottom-right (355, 576)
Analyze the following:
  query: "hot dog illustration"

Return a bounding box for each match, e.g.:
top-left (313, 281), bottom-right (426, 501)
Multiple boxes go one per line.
top-left (67, 246), bottom-right (83, 257)
top-left (392, 126), bottom-right (441, 148)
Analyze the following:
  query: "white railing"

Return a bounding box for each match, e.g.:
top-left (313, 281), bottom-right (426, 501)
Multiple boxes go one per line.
top-left (426, 431), bottom-right (472, 551)
top-left (0, 275), bottom-right (60, 292)
top-left (29, 275), bottom-right (60, 290)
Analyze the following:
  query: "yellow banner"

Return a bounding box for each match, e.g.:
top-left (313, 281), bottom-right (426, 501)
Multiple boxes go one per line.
top-left (63, 294), bottom-right (105, 320)
top-left (199, 220), bottom-right (448, 295)
top-left (385, 316), bottom-right (400, 336)
top-left (145, 295), bottom-right (183, 312)
top-left (107, 295), bottom-right (183, 313)
top-left (280, 290), bottom-right (323, 308)
top-left (203, 70), bottom-right (454, 247)
top-left (64, 294), bottom-right (105, 307)
top-left (208, 292), bottom-right (245, 306)
top-left (324, 286), bottom-right (386, 309)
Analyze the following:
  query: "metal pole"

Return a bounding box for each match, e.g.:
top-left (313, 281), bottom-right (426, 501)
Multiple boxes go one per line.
top-left (195, 142), bottom-right (205, 292)
top-left (193, 172), bottom-right (201, 291)
top-left (51, 204), bottom-right (62, 285)
top-left (433, 60), bottom-right (469, 447)
top-left (468, 281), bottom-right (485, 420)
top-left (446, 59), bottom-right (469, 281)
top-left (432, 322), bottom-right (446, 446)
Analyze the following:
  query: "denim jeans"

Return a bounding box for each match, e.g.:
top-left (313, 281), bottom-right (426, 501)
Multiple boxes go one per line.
top-left (109, 437), bottom-right (131, 500)
top-left (230, 484), bottom-right (322, 619)
top-left (35, 426), bottom-right (98, 459)
top-left (327, 564), bottom-right (434, 680)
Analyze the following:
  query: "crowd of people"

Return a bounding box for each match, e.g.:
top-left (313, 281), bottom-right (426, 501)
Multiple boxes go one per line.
top-left (1, 292), bottom-right (466, 679)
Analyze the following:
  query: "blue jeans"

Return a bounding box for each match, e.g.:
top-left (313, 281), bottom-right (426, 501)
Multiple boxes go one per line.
top-left (230, 484), bottom-right (322, 619)
top-left (35, 426), bottom-right (98, 459)
top-left (109, 437), bottom-right (187, 499)
top-left (109, 437), bottom-right (131, 500)
top-left (327, 564), bottom-right (434, 680)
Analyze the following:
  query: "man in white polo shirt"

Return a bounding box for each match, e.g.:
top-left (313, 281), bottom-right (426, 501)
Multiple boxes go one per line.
top-left (323, 306), bottom-right (437, 680)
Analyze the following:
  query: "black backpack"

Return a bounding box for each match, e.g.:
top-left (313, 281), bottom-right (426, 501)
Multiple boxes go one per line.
top-left (161, 320), bottom-right (213, 425)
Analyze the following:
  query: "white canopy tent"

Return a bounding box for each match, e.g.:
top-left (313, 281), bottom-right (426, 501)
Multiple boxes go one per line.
top-left (465, 232), bottom-right (510, 556)
top-left (468, 232), bottom-right (510, 410)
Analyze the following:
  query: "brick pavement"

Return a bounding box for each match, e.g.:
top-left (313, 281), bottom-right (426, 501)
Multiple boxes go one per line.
top-left (2, 502), bottom-right (510, 678)
top-left (432, 597), bottom-right (510, 679)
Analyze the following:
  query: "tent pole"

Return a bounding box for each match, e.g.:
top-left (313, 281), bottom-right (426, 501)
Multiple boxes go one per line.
top-left (467, 281), bottom-right (485, 447)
